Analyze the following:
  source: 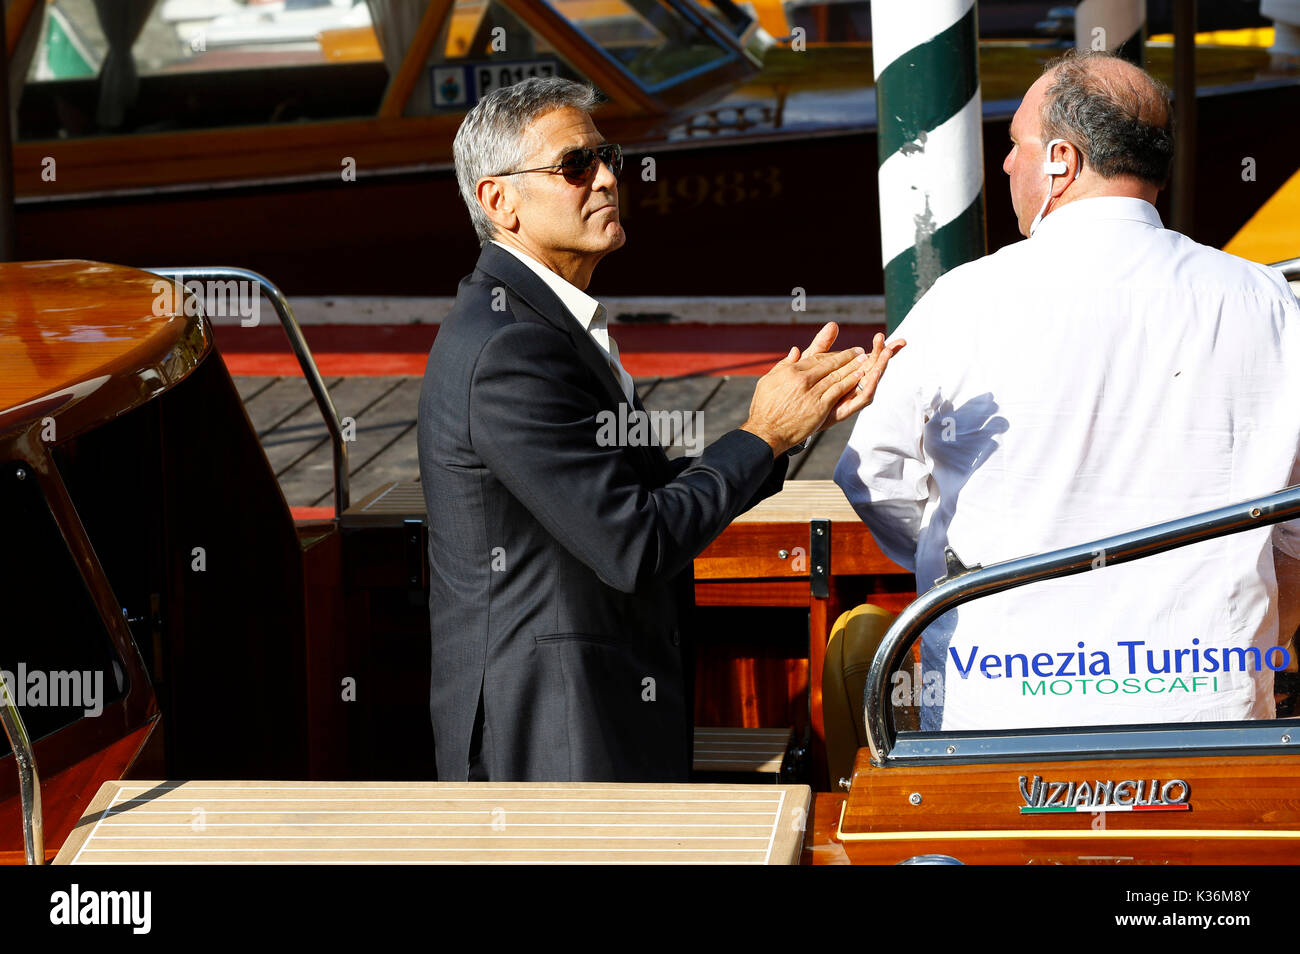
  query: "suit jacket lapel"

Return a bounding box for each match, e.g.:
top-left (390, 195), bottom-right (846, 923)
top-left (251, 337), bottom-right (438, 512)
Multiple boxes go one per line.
top-left (476, 245), bottom-right (629, 409)
top-left (473, 245), bottom-right (671, 474)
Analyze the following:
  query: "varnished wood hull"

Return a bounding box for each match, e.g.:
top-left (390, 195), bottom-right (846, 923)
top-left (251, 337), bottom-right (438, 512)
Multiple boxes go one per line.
top-left (809, 748), bottom-right (1300, 864)
top-left (14, 82), bottom-right (1299, 298)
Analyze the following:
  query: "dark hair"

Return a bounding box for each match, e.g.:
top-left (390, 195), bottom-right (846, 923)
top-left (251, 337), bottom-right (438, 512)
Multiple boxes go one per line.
top-left (1039, 50), bottom-right (1174, 188)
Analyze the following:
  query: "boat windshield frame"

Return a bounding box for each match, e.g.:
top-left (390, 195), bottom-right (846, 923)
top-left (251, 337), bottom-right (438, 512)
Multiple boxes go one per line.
top-left (520, 0), bottom-right (759, 102)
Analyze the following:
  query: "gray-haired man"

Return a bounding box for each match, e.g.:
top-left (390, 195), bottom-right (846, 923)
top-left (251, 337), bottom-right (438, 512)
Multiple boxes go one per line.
top-left (418, 77), bottom-right (902, 781)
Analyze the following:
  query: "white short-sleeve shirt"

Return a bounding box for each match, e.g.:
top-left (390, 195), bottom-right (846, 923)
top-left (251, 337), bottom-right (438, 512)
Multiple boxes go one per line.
top-left (835, 197), bottom-right (1300, 730)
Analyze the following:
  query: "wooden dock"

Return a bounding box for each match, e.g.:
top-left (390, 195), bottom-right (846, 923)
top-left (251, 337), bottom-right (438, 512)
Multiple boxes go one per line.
top-left (234, 373), bottom-right (858, 510)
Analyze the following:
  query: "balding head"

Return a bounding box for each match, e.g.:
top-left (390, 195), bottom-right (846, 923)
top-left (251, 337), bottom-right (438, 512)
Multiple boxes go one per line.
top-left (1039, 50), bottom-right (1173, 187)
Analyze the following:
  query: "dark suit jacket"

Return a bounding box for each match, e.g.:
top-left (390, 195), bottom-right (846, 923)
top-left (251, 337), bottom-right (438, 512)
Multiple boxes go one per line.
top-left (417, 243), bottom-right (788, 781)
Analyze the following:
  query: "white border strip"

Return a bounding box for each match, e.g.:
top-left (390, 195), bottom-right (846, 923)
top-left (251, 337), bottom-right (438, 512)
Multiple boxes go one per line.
top-left (70, 787), bottom-right (124, 866)
top-left (106, 784), bottom-right (781, 793)
top-left (877, 92), bottom-right (985, 266)
top-left (871, 0), bottom-right (975, 78)
top-left (763, 789), bottom-right (787, 865)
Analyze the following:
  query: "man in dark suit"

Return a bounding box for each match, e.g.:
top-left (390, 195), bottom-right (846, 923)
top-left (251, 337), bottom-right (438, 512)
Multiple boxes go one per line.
top-left (418, 77), bottom-right (902, 781)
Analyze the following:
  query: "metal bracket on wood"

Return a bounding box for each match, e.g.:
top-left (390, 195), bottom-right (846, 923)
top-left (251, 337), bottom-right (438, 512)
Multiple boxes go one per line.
top-left (934, 545), bottom-right (981, 587)
top-left (0, 676), bottom-right (43, 864)
top-left (809, 518), bottom-right (830, 599)
top-left (404, 518), bottom-right (427, 588)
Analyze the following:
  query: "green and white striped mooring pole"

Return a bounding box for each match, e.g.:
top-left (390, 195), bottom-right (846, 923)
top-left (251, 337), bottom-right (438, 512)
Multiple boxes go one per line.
top-left (1075, 0), bottom-right (1146, 65)
top-left (871, 0), bottom-right (986, 333)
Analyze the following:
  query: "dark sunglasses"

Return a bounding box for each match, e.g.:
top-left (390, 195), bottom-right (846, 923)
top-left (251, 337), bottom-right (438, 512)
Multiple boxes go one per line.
top-left (496, 143), bottom-right (623, 186)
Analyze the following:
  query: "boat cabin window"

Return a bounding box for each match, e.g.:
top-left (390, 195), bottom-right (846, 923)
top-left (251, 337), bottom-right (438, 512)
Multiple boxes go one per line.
top-left (443, 0), bottom-right (539, 60)
top-left (18, 0), bottom-right (389, 140)
top-left (425, 0), bottom-right (743, 106)
top-left (0, 461), bottom-right (128, 758)
top-left (692, 0), bottom-right (756, 40)
top-left (555, 0), bottom-right (731, 92)
top-left (416, 0), bottom-right (742, 113)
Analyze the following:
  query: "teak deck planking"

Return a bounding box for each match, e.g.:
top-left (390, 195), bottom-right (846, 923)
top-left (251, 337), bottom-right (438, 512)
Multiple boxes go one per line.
top-left (54, 781), bottom-right (811, 865)
top-left (692, 727), bottom-right (793, 774)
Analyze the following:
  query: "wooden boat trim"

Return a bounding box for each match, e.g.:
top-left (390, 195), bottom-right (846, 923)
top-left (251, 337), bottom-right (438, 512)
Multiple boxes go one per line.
top-left (837, 824), bottom-right (1300, 842)
top-left (378, 0), bottom-right (457, 118)
top-left (833, 795), bottom-right (1300, 844)
top-left (12, 116), bottom-right (466, 200)
top-left (23, 457), bottom-right (154, 716)
top-left (5, 0), bottom-right (37, 59)
top-left (0, 261), bottom-right (191, 861)
top-left (500, 0), bottom-right (664, 113)
top-left (0, 262), bottom-right (210, 443)
top-left (0, 262), bottom-right (210, 445)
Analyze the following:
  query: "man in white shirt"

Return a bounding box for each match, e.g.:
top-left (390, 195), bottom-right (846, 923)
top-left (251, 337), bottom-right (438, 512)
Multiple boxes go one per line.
top-left (835, 50), bottom-right (1300, 731)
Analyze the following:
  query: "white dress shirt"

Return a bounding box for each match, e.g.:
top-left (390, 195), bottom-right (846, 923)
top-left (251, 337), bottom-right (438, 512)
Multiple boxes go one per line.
top-left (835, 197), bottom-right (1300, 731)
top-left (490, 241), bottom-right (636, 403)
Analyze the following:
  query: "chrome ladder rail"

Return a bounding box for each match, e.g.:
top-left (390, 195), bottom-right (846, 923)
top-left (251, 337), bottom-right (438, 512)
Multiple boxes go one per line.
top-left (1269, 255), bottom-right (1300, 280)
top-left (864, 484), bottom-right (1300, 765)
top-left (0, 677), bottom-right (43, 864)
top-left (147, 266), bottom-right (351, 516)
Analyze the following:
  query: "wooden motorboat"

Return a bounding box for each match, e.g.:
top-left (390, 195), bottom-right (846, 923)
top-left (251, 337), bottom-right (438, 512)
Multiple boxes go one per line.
top-left (810, 469), bottom-right (1300, 864)
top-left (0, 258), bottom-right (859, 862)
top-left (8, 0), bottom-right (1299, 299)
top-left (0, 260), bottom-right (324, 862)
top-left (5, 256), bottom-right (1300, 865)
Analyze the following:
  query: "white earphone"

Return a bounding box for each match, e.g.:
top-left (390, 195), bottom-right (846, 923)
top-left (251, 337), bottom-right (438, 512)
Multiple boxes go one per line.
top-left (1029, 138), bottom-right (1080, 236)
top-left (1042, 137), bottom-right (1080, 177)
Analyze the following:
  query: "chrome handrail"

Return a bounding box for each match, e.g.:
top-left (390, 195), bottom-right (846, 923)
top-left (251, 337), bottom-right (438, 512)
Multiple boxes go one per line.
top-left (864, 484), bottom-right (1300, 765)
top-left (147, 267), bottom-right (350, 516)
top-left (1269, 256), bottom-right (1300, 280)
top-left (0, 677), bottom-right (43, 864)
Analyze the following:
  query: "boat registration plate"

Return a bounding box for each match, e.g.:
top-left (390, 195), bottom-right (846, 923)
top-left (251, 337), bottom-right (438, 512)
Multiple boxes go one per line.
top-left (432, 60), bottom-right (560, 108)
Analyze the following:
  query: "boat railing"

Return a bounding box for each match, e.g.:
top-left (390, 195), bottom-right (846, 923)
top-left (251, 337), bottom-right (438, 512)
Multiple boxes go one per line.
top-left (864, 483), bottom-right (1300, 767)
top-left (0, 680), bottom-right (43, 865)
top-left (1270, 255), bottom-right (1300, 280)
top-left (147, 267), bottom-right (351, 517)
